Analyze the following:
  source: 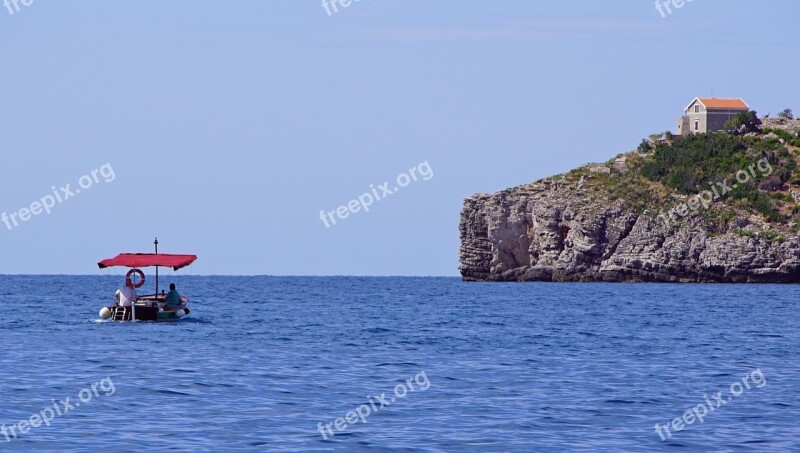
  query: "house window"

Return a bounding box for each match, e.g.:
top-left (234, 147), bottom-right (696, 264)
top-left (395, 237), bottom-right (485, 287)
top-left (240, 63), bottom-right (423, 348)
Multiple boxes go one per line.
top-left (695, 105), bottom-right (700, 113)
top-left (694, 120), bottom-right (700, 131)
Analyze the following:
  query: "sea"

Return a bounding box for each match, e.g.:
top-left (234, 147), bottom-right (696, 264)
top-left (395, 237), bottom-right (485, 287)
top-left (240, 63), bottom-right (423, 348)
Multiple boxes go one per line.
top-left (0, 276), bottom-right (798, 452)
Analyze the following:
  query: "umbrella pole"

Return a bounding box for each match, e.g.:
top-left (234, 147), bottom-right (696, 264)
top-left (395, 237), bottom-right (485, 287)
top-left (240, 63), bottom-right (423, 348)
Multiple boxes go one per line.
top-left (154, 237), bottom-right (159, 298)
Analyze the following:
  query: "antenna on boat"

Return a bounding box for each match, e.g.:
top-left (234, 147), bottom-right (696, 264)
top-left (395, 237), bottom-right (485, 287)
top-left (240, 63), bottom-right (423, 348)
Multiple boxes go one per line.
top-left (154, 237), bottom-right (159, 297)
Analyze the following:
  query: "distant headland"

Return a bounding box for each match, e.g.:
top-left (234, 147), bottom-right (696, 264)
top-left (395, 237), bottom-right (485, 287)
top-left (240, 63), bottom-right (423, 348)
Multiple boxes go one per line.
top-left (459, 100), bottom-right (800, 282)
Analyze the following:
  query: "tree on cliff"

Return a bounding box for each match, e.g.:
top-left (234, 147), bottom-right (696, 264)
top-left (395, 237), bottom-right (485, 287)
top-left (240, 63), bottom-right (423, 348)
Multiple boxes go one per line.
top-left (724, 110), bottom-right (762, 134)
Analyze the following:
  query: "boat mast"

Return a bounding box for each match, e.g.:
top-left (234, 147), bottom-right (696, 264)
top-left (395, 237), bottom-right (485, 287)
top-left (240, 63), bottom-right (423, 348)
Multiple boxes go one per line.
top-left (154, 237), bottom-right (159, 296)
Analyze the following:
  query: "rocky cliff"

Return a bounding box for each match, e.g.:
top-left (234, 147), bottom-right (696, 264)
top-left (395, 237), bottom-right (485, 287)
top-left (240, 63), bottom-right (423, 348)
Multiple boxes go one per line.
top-left (459, 119), bottom-right (800, 282)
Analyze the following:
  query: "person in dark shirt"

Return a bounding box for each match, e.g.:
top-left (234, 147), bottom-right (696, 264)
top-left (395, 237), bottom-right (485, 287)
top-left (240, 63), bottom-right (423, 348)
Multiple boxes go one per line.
top-left (164, 283), bottom-right (182, 307)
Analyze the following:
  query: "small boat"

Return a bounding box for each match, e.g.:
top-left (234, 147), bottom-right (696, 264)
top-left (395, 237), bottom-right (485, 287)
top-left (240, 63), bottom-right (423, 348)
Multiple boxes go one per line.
top-left (97, 238), bottom-right (197, 322)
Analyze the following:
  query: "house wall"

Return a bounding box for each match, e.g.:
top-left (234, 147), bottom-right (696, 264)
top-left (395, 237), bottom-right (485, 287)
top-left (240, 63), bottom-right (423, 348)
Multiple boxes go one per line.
top-left (690, 113), bottom-right (707, 133)
top-left (706, 109), bottom-right (747, 132)
top-left (676, 115), bottom-right (690, 135)
top-left (684, 100), bottom-right (707, 133)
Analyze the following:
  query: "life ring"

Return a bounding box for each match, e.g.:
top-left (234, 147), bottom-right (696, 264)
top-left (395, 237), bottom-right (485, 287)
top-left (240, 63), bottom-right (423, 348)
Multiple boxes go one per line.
top-left (126, 269), bottom-right (146, 288)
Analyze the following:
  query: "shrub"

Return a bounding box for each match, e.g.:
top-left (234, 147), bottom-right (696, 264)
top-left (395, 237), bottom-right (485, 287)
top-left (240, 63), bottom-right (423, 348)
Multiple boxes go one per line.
top-left (778, 108), bottom-right (794, 119)
top-left (760, 176), bottom-right (785, 192)
top-left (764, 128), bottom-right (792, 141)
top-left (767, 191), bottom-right (793, 203)
top-left (725, 110), bottom-right (762, 133)
top-left (731, 227), bottom-right (786, 242)
top-left (759, 230), bottom-right (786, 243)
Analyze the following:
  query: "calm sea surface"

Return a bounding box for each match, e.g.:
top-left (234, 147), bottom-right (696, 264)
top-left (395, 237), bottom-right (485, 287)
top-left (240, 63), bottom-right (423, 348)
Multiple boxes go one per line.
top-left (0, 276), bottom-right (798, 452)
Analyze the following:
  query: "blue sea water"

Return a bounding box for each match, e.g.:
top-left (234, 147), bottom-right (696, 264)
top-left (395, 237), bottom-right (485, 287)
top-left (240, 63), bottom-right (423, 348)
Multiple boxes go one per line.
top-left (0, 276), bottom-right (799, 452)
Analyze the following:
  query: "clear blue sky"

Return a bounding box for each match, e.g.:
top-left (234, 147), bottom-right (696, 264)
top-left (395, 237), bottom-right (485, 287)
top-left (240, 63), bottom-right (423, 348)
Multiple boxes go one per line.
top-left (0, 1), bottom-right (797, 275)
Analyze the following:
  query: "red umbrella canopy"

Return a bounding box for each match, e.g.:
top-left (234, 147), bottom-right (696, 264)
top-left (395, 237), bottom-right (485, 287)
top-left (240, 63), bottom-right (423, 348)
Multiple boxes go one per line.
top-left (97, 253), bottom-right (197, 271)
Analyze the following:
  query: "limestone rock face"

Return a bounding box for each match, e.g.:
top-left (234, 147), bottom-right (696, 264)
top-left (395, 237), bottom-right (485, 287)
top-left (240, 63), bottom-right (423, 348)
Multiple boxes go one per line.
top-left (459, 178), bottom-right (800, 283)
top-left (762, 117), bottom-right (800, 134)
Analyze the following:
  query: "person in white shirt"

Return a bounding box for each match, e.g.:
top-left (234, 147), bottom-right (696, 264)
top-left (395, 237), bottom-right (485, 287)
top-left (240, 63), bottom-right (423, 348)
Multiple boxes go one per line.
top-left (115, 281), bottom-right (137, 307)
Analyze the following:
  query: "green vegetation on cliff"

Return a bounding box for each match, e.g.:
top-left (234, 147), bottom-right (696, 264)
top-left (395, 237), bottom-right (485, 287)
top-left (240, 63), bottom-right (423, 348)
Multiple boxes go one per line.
top-left (561, 128), bottom-right (800, 235)
top-left (639, 133), bottom-right (794, 222)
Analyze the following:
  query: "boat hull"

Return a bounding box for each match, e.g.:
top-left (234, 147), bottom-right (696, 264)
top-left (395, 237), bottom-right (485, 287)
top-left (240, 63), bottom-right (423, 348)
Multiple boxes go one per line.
top-left (106, 305), bottom-right (190, 322)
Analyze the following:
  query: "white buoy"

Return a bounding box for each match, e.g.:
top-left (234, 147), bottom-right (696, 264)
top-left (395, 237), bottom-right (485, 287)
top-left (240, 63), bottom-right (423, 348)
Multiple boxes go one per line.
top-left (176, 309), bottom-right (186, 318)
top-left (99, 307), bottom-right (112, 319)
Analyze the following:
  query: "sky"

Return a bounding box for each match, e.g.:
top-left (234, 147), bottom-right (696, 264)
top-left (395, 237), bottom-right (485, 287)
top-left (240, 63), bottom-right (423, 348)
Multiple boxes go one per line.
top-left (0, 0), bottom-right (798, 276)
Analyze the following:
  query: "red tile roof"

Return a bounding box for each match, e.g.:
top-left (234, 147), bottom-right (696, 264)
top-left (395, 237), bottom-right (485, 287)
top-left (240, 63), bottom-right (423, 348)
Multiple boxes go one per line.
top-left (697, 98), bottom-right (749, 110)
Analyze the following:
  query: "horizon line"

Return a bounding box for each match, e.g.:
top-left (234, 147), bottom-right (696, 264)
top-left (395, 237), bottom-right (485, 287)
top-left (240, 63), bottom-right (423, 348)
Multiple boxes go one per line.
top-left (0, 273), bottom-right (462, 278)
